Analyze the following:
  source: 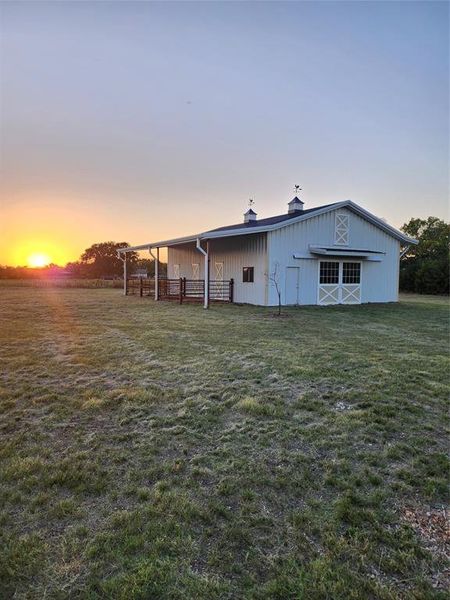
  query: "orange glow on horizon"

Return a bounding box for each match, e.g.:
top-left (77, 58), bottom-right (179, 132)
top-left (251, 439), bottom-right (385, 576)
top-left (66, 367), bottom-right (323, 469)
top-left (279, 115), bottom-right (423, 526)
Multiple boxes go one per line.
top-left (7, 237), bottom-right (73, 268)
top-left (1, 193), bottom-right (170, 267)
top-left (1, 193), bottom-right (148, 267)
top-left (1, 194), bottom-right (97, 267)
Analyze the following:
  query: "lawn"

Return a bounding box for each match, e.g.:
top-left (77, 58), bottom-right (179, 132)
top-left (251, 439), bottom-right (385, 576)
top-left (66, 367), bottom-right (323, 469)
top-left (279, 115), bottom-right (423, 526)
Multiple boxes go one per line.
top-left (0, 287), bottom-right (448, 599)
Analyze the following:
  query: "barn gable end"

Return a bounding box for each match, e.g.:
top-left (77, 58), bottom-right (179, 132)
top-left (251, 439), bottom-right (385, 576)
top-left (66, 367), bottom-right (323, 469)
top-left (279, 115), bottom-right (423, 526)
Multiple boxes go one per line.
top-left (267, 206), bottom-right (401, 305)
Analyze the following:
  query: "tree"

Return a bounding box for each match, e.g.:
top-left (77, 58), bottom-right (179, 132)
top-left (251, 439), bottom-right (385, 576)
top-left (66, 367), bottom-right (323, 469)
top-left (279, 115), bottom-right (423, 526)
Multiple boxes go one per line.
top-left (266, 262), bottom-right (282, 315)
top-left (80, 242), bottom-right (138, 278)
top-left (65, 260), bottom-right (92, 278)
top-left (400, 217), bottom-right (449, 295)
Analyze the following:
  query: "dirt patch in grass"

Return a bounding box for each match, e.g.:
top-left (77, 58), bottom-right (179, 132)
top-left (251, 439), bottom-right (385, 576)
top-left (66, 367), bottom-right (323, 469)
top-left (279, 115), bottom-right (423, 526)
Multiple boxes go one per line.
top-left (401, 505), bottom-right (450, 589)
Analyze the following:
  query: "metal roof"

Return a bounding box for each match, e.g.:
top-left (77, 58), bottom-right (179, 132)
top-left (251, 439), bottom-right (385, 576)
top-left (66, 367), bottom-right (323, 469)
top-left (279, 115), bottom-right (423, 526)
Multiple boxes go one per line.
top-left (208, 204), bottom-right (332, 233)
top-left (118, 200), bottom-right (417, 253)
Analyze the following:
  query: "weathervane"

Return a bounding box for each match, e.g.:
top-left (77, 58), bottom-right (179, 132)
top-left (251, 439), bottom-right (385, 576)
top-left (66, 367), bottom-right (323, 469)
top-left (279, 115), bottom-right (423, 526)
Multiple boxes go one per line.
top-left (248, 198), bottom-right (255, 208)
top-left (294, 184), bottom-right (302, 195)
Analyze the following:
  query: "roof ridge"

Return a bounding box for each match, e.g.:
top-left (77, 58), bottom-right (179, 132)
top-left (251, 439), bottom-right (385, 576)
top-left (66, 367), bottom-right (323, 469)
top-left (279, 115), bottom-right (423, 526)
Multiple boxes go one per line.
top-left (206, 203), bottom-right (336, 233)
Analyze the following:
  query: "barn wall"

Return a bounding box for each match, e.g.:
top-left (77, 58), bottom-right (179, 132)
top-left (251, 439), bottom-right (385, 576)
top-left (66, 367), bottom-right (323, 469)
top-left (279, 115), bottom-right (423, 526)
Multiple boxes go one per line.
top-left (267, 207), bottom-right (401, 305)
top-left (167, 233), bottom-right (268, 305)
top-left (168, 243), bottom-right (200, 279)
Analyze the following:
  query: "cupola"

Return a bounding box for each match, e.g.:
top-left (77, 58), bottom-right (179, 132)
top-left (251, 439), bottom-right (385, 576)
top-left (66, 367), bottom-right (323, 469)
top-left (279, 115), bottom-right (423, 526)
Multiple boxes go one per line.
top-left (244, 208), bottom-right (257, 224)
top-left (288, 196), bottom-right (304, 214)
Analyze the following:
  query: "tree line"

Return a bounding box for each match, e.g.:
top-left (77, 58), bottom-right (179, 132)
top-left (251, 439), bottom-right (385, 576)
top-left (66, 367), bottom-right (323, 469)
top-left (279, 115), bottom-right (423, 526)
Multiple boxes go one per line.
top-left (1, 219), bottom-right (448, 294)
top-left (400, 217), bottom-right (449, 295)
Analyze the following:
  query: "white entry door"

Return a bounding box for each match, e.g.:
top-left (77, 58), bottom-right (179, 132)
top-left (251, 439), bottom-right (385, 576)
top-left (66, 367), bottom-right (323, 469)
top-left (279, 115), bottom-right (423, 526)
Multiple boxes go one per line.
top-left (285, 267), bottom-right (300, 305)
top-left (318, 261), bottom-right (361, 305)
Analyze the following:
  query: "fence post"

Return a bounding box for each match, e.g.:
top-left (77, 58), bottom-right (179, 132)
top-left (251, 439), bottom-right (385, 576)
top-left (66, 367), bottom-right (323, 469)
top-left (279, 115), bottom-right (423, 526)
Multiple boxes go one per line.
top-left (229, 278), bottom-right (234, 303)
top-left (179, 277), bottom-right (183, 304)
top-left (139, 277), bottom-right (143, 297)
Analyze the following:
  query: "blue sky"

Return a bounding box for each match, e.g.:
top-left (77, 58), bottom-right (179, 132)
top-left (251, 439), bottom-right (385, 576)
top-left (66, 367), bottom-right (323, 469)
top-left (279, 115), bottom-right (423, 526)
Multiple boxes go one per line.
top-left (0, 1), bottom-right (448, 264)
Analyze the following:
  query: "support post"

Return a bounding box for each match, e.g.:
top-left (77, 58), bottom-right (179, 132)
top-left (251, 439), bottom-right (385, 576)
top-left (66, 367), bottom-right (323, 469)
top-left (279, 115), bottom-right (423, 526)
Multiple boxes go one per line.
top-left (205, 241), bottom-right (209, 308)
top-left (118, 252), bottom-right (127, 296)
top-left (139, 277), bottom-right (143, 297)
top-left (229, 278), bottom-right (234, 303)
top-left (156, 247), bottom-right (159, 300)
top-left (179, 278), bottom-right (183, 304)
top-left (149, 247), bottom-right (159, 300)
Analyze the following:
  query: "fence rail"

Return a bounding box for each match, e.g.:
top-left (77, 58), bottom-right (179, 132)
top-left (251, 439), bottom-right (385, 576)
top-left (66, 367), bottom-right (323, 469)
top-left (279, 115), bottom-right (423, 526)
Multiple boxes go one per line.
top-left (126, 277), bottom-right (155, 296)
top-left (126, 277), bottom-right (233, 303)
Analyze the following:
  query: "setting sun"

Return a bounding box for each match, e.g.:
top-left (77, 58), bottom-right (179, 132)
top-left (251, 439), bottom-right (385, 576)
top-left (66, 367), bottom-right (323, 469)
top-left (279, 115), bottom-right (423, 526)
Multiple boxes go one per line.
top-left (5, 233), bottom-right (74, 267)
top-left (27, 252), bottom-right (52, 268)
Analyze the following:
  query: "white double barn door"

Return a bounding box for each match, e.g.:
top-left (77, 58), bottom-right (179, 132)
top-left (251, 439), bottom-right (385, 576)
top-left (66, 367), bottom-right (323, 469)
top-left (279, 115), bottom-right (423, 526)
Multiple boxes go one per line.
top-left (318, 261), bottom-right (362, 306)
top-left (319, 282), bottom-right (361, 305)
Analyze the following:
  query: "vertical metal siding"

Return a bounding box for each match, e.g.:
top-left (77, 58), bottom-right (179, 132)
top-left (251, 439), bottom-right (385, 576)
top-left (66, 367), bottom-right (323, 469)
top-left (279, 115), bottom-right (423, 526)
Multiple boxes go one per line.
top-left (168, 234), bottom-right (268, 305)
top-left (168, 208), bottom-right (401, 306)
top-left (267, 208), bottom-right (401, 305)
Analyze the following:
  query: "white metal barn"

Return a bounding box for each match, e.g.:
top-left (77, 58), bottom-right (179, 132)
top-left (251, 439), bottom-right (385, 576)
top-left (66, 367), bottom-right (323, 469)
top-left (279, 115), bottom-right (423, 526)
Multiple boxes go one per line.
top-left (118, 196), bottom-right (417, 308)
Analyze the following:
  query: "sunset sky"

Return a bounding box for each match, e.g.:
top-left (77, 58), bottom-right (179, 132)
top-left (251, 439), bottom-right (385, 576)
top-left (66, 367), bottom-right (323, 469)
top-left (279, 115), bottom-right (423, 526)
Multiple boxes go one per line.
top-left (1, 1), bottom-right (448, 267)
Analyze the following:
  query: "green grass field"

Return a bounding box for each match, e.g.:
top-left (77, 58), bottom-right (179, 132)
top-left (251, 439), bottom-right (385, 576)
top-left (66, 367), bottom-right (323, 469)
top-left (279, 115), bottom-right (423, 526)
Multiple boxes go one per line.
top-left (0, 287), bottom-right (448, 599)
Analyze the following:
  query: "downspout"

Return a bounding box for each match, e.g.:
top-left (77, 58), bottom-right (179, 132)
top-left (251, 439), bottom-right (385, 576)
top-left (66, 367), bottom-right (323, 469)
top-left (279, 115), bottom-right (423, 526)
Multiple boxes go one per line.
top-left (117, 251), bottom-right (127, 295)
top-left (196, 238), bottom-right (209, 309)
top-left (149, 247), bottom-right (159, 301)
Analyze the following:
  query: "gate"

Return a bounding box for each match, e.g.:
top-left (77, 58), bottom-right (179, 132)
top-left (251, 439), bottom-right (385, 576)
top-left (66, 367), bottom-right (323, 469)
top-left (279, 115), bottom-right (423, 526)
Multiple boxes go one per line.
top-left (126, 278), bottom-right (234, 304)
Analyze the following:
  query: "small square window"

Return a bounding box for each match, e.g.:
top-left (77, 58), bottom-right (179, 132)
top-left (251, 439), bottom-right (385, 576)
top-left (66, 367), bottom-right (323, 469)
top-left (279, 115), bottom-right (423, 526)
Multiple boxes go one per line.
top-left (243, 267), bottom-right (254, 283)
